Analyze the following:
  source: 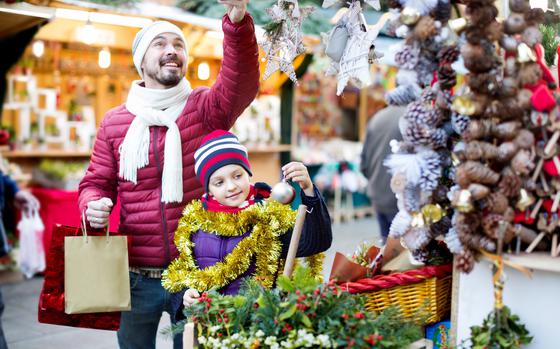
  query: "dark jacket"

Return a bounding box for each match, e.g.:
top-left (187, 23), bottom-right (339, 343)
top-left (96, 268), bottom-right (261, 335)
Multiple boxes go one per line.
top-left (171, 185), bottom-right (332, 319)
top-left (360, 105), bottom-right (405, 215)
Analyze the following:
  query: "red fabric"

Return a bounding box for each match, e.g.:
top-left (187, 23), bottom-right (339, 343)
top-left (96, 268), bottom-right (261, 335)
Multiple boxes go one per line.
top-left (531, 84), bottom-right (556, 112)
top-left (78, 14), bottom-right (260, 268)
top-left (201, 184), bottom-right (270, 213)
top-left (514, 211), bottom-right (535, 225)
top-left (31, 187), bottom-right (120, 263)
top-left (340, 264), bottom-right (452, 294)
top-left (543, 158), bottom-right (559, 177)
top-left (38, 224), bottom-right (125, 331)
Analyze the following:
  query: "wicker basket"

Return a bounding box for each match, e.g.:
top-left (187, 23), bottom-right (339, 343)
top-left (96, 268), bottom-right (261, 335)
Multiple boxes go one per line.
top-left (340, 264), bottom-right (452, 325)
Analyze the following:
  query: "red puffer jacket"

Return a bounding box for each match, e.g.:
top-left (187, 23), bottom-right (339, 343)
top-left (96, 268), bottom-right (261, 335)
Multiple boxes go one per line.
top-left (78, 14), bottom-right (260, 268)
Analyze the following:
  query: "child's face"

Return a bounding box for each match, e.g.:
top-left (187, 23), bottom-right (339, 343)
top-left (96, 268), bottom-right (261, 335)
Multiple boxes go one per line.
top-left (208, 164), bottom-right (251, 207)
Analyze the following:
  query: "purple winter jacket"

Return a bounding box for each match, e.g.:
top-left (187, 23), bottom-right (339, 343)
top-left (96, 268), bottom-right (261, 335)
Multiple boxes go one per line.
top-left (172, 185), bottom-right (332, 319)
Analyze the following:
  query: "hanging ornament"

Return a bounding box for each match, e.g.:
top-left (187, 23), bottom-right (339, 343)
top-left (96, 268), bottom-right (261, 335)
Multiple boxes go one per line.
top-left (261, 0), bottom-right (314, 84)
top-left (323, 0), bottom-right (391, 95)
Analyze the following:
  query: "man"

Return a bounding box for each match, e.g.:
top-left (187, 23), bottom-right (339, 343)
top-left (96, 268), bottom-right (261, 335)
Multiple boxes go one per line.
top-left (78, 1), bottom-right (258, 348)
top-left (360, 105), bottom-right (405, 242)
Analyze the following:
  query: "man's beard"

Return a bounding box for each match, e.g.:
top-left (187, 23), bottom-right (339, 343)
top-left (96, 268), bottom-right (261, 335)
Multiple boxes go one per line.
top-left (145, 54), bottom-right (185, 87)
top-left (144, 66), bottom-right (183, 87)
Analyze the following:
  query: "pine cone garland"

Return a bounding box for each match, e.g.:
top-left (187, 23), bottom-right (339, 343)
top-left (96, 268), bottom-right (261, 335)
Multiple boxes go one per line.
top-left (456, 249), bottom-right (476, 273)
top-left (456, 161), bottom-right (500, 187)
top-left (437, 45), bottom-right (461, 65)
top-left (452, 113), bottom-right (470, 134)
top-left (498, 167), bottom-right (522, 197)
top-left (414, 16), bottom-right (438, 40)
top-left (394, 46), bottom-right (419, 70)
top-left (464, 141), bottom-right (499, 161)
top-left (437, 64), bottom-right (457, 90)
top-left (481, 192), bottom-right (509, 214)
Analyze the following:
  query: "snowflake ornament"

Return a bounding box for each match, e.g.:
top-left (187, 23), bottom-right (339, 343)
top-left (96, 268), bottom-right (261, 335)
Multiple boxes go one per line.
top-left (261, 0), bottom-right (314, 84)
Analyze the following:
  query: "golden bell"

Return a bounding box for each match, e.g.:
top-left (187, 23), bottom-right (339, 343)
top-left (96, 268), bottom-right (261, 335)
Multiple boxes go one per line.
top-left (400, 7), bottom-right (421, 25)
top-left (452, 95), bottom-right (476, 116)
top-left (516, 188), bottom-right (535, 211)
top-left (421, 204), bottom-right (444, 225)
top-left (448, 18), bottom-right (467, 33)
top-left (517, 43), bottom-right (536, 63)
top-left (410, 212), bottom-right (426, 228)
top-left (453, 189), bottom-right (473, 213)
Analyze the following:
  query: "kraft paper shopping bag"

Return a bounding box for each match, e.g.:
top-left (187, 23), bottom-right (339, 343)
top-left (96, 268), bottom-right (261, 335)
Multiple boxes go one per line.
top-left (64, 218), bottom-right (130, 314)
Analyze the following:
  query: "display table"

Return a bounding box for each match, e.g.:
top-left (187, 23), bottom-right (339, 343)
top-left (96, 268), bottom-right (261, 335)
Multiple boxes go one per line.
top-left (453, 254), bottom-right (560, 349)
top-left (31, 187), bottom-right (120, 262)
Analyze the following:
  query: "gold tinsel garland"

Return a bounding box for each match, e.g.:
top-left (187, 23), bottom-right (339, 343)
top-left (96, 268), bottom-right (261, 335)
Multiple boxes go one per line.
top-left (162, 200), bottom-right (324, 293)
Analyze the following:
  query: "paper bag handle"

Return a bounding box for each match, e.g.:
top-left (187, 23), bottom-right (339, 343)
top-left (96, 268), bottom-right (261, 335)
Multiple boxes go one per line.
top-left (81, 210), bottom-right (110, 243)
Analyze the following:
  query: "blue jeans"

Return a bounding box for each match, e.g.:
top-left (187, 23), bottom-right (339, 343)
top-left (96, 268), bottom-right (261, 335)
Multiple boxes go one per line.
top-left (117, 272), bottom-right (182, 349)
top-left (377, 212), bottom-right (397, 242)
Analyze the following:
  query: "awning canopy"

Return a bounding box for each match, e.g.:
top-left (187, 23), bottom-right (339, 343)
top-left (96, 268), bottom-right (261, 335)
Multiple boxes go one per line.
top-left (0, 2), bottom-right (53, 39)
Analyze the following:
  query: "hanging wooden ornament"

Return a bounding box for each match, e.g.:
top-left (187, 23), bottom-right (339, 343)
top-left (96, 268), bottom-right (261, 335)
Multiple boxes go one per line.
top-left (261, 0), bottom-right (314, 84)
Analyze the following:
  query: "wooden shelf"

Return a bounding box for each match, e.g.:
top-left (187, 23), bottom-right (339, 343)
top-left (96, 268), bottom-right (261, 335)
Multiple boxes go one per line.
top-left (503, 252), bottom-right (560, 273)
top-left (246, 144), bottom-right (291, 153)
top-left (2, 150), bottom-right (91, 158)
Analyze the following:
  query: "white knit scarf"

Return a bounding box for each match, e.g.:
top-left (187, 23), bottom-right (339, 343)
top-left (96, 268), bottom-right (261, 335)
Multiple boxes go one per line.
top-left (121, 77), bottom-right (192, 203)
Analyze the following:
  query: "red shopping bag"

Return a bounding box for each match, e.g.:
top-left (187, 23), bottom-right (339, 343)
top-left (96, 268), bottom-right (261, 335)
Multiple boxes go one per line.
top-left (38, 224), bottom-right (128, 331)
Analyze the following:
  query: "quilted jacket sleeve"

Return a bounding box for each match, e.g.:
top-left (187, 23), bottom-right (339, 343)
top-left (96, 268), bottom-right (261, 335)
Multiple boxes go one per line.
top-left (199, 13), bottom-right (260, 131)
top-left (78, 118), bottom-right (118, 215)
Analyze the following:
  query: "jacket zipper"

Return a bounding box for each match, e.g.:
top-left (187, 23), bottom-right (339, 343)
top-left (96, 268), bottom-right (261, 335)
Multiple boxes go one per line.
top-left (153, 127), bottom-right (171, 264)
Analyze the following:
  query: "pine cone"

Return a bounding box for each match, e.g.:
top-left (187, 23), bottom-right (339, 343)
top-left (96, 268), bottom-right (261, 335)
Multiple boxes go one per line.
top-left (437, 90), bottom-right (454, 110)
top-left (431, 1), bottom-right (451, 22)
top-left (416, 55), bottom-right (438, 87)
top-left (524, 8), bottom-right (545, 26)
top-left (511, 149), bottom-right (534, 176)
top-left (481, 192), bottom-right (509, 214)
top-left (404, 123), bottom-right (431, 145)
top-left (457, 219), bottom-right (497, 251)
top-left (444, 227), bottom-right (463, 254)
top-left (492, 121), bottom-right (521, 140)
top-left (431, 216), bottom-right (452, 237)
top-left (430, 128), bottom-right (449, 149)
top-left (468, 183), bottom-right (490, 200)
top-left (437, 45), bottom-right (460, 65)
top-left (497, 142), bottom-right (518, 162)
top-left (419, 153), bottom-right (442, 191)
top-left (465, 141), bottom-right (499, 161)
top-left (466, 3), bottom-right (498, 26)
top-left (437, 64), bottom-right (457, 90)
top-left (514, 130), bottom-right (535, 150)
top-left (498, 167), bottom-right (522, 198)
top-left (394, 46), bottom-right (419, 70)
top-left (456, 161), bottom-right (500, 187)
top-left (462, 119), bottom-right (493, 141)
top-left (403, 185), bottom-right (421, 212)
top-left (452, 113), bottom-right (470, 135)
top-left (482, 214), bottom-right (515, 243)
top-left (414, 16), bottom-right (437, 41)
top-left (421, 89), bottom-right (437, 104)
top-left (455, 249), bottom-right (476, 273)
top-left (518, 63), bottom-right (542, 86)
top-left (402, 227), bottom-right (431, 250)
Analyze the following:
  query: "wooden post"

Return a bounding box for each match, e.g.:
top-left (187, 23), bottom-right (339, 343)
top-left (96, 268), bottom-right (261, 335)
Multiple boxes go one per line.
top-left (282, 205), bottom-right (308, 278)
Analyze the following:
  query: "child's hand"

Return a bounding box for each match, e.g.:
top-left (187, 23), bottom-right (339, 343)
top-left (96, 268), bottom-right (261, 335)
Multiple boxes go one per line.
top-left (183, 289), bottom-right (200, 307)
top-left (282, 162), bottom-right (315, 197)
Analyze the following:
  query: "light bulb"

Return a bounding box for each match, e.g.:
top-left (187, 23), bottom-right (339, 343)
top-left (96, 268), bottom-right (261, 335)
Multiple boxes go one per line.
top-left (32, 40), bottom-right (45, 58)
top-left (197, 61), bottom-right (210, 81)
top-left (98, 47), bottom-right (111, 69)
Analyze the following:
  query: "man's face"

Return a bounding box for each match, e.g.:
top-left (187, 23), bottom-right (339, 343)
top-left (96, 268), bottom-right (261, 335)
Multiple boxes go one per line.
top-left (208, 164), bottom-right (251, 208)
top-left (141, 32), bottom-right (186, 89)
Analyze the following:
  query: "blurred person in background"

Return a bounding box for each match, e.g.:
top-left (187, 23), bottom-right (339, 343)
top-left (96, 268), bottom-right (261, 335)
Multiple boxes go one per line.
top-left (360, 105), bottom-right (405, 243)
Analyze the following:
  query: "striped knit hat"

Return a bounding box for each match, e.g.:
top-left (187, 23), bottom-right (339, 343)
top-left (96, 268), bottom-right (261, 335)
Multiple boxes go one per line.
top-left (194, 130), bottom-right (252, 191)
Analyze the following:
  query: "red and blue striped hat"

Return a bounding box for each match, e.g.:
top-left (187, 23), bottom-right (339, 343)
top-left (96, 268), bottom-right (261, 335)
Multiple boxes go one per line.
top-left (194, 130), bottom-right (252, 191)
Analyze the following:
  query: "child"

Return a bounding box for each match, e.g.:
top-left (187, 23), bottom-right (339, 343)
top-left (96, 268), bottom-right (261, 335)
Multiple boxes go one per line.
top-left (162, 130), bottom-right (332, 312)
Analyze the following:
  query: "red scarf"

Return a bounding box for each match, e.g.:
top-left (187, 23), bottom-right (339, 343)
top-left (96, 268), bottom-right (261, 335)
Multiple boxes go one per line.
top-left (201, 183), bottom-right (271, 213)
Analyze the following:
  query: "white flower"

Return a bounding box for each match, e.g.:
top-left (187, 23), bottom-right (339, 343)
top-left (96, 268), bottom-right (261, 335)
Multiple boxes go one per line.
top-left (255, 330), bottom-right (265, 338)
top-left (209, 325), bottom-right (221, 334)
top-left (265, 336), bottom-right (278, 345)
top-left (317, 334), bottom-right (331, 347)
top-left (197, 337), bottom-right (207, 345)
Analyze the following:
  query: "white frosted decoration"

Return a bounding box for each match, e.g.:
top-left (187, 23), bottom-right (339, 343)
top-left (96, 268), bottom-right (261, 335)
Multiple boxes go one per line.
top-left (389, 210), bottom-right (412, 238)
top-left (384, 153), bottom-right (424, 185)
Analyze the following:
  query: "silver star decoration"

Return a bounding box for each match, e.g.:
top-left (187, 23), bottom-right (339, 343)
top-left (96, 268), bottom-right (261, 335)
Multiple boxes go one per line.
top-left (261, 0), bottom-right (314, 84)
